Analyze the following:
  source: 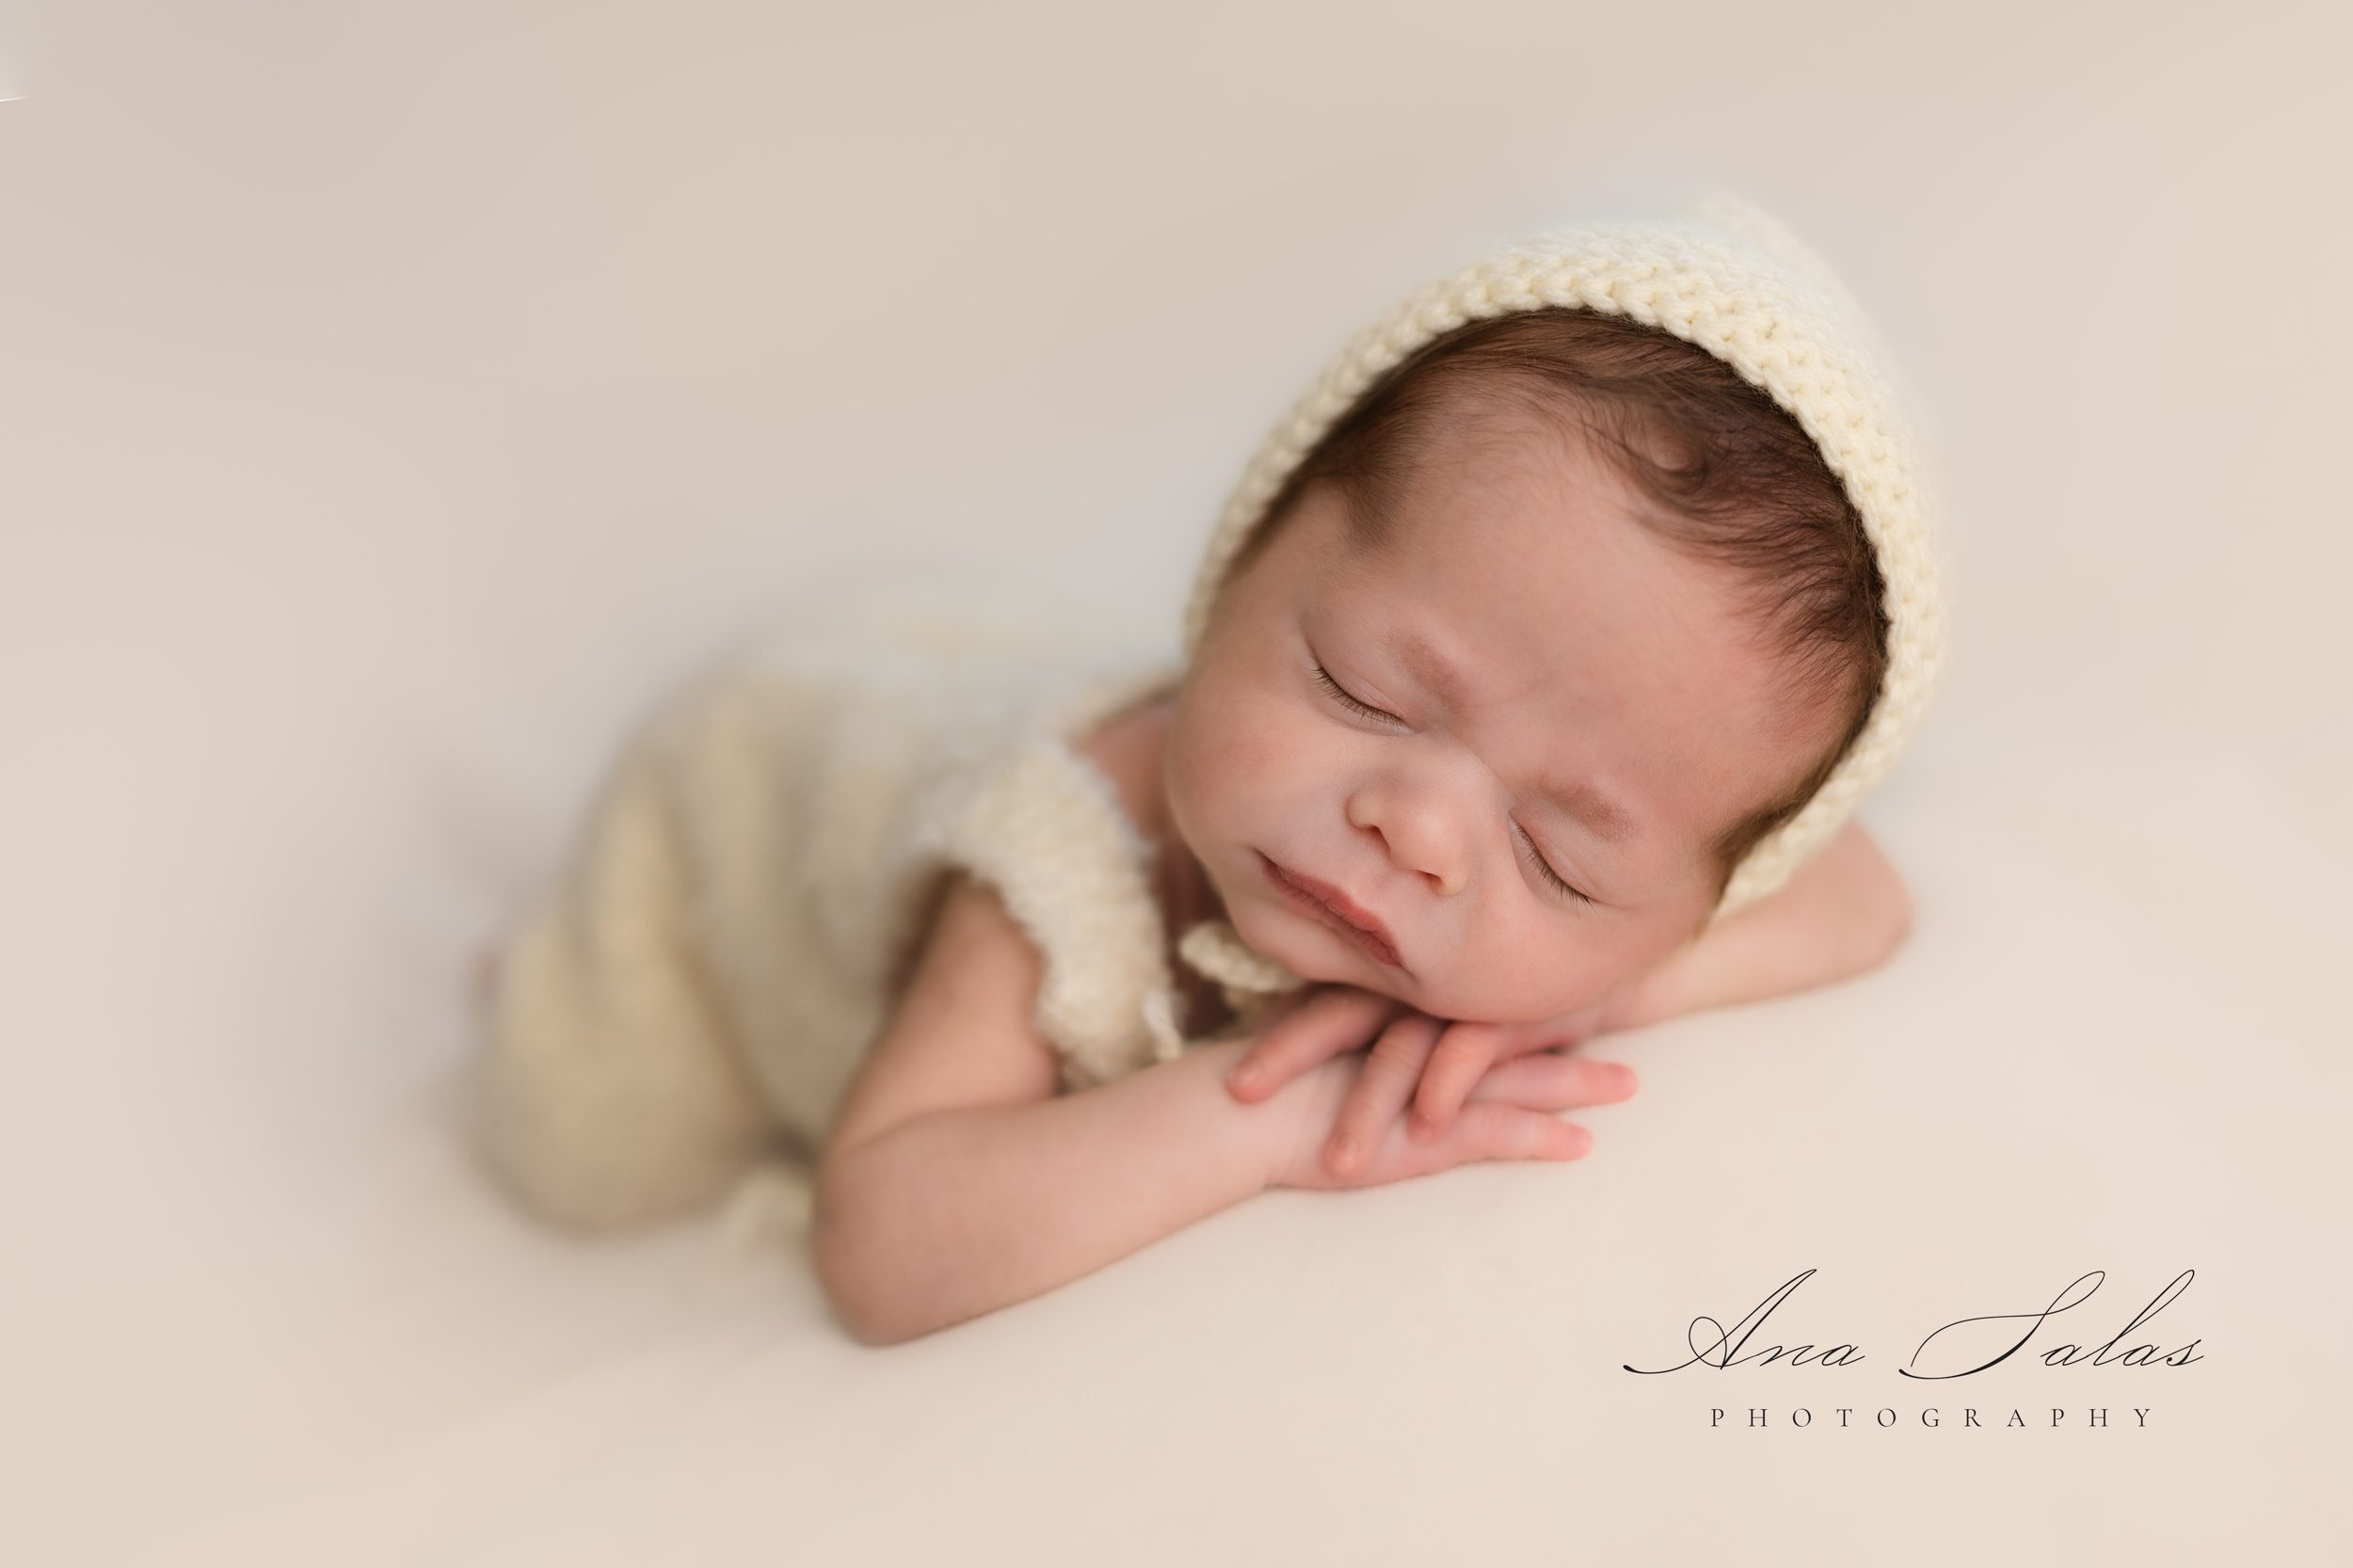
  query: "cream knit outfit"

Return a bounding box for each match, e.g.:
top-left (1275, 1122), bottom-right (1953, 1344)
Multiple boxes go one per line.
top-left (466, 192), bottom-right (1949, 1240)
top-left (468, 576), bottom-right (1308, 1234)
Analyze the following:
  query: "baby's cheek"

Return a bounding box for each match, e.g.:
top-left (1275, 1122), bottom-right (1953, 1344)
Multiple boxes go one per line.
top-left (1464, 925), bottom-right (1625, 1023)
top-left (1176, 688), bottom-right (1298, 801)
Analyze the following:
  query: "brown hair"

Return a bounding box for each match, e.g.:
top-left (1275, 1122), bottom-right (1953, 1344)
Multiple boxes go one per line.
top-left (1225, 308), bottom-right (1890, 914)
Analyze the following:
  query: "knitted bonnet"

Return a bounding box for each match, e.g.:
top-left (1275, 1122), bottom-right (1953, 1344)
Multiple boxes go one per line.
top-left (1177, 193), bottom-right (1951, 926)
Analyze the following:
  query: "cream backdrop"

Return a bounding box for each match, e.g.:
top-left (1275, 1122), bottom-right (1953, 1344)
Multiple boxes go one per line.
top-left (2, 3), bottom-right (2346, 1563)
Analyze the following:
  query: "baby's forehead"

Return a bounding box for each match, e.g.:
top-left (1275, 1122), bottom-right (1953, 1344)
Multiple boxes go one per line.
top-left (1385, 408), bottom-right (1655, 549)
top-left (1327, 514), bottom-right (1813, 757)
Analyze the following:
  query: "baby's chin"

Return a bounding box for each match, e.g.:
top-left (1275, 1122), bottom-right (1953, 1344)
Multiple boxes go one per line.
top-left (1362, 967), bottom-right (1609, 1030)
top-left (1220, 867), bottom-right (1597, 1020)
top-left (1221, 904), bottom-right (1368, 989)
top-left (1265, 936), bottom-right (1608, 1028)
top-left (1240, 916), bottom-right (1428, 1009)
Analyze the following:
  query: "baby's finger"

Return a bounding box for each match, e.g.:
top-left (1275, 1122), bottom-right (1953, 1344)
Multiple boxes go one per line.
top-left (1225, 985), bottom-right (1401, 1103)
top-left (1403, 1019), bottom-right (1509, 1145)
top-left (1465, 1052), bottom-right (1641, 1113)
top-left (1324, 1011), bottom-right (1445, 1176)
top-left (1448, 1101), bottom-right (1594, 1165)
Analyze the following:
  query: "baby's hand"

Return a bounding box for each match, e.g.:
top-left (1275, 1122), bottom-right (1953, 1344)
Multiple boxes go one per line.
top-left (1264, 999), bottom-right (1634, 1192)
top-left (1230, 986), bottom-right (1634, 1179)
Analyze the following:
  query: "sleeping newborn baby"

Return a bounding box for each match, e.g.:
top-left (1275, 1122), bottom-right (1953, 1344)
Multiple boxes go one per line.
top-left (469, 195), bottom-right (1949, 1345)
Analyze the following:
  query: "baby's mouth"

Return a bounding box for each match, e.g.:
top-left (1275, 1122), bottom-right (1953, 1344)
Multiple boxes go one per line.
top-left (1258, 852), bottom-right (1404, 969)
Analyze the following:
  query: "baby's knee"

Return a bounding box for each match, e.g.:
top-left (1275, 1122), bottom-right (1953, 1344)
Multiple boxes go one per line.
top-left (467, 905), bottom-right (778, 1232)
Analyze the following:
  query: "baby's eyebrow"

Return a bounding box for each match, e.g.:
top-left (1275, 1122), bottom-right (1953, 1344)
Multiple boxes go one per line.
top-left (1389, 624), bottom-right (1477, 712)
top-left (1387, 624), bottom-right (1641, 848)
top-left (1536, 767), bottom-right (1640, 847)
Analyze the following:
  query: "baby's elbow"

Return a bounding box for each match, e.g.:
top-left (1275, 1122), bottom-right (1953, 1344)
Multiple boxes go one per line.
top-left (811, 1160), bottom-right (890, 1344)
top-left (813, 1246), bottom-right (895, 1348)
top-left (810, 1154), bottom-right (933, 1348)
top-left (823, 1263), bottom-right (943, 1349)
top-left (829, 1285), bottom-right (915, 1349)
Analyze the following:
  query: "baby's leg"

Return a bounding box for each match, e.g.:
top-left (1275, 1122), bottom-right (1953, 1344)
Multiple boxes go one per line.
top-left (466, 721), bottom-right (782, 1232)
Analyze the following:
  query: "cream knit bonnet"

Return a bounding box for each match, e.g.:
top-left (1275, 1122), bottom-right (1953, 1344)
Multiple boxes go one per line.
top-left (1177, 193), bottom-right (1952, 926)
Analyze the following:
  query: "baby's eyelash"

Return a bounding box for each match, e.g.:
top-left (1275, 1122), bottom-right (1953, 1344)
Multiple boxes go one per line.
top-left (1310, 663), bottom-right (1398, 724)
top-left (1514, 823), bottom-right (1596, 906)
top-left (1311, 661), bottom-right (1596, 909)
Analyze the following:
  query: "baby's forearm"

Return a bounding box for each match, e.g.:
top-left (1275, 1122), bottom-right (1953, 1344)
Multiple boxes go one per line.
top-left (813, 1036), bottom-right (1299, 1345)
top-left (1616, 821), bottom-right (1913, 1029)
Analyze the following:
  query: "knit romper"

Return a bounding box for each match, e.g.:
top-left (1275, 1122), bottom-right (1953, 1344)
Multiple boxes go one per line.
top-left (467, 576), bottom-right (1308, 1235)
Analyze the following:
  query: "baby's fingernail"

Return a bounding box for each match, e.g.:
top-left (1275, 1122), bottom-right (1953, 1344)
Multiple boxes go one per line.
top-left (1229, 1062), bottom-right (1259, 1093)
top-left (1409, 1113), bottom-right (1436, 1143)
top-left (1612, 1064), bottom-right (1640, 1095)
top-left (1328, 1134), bottom-right (1359, 1171)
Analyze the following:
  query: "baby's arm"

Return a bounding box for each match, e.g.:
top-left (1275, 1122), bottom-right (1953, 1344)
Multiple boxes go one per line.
top-left (1610, 817), bottom-right (1914, 1031)
top-left (811, 872), bottom-right (1304, 1346)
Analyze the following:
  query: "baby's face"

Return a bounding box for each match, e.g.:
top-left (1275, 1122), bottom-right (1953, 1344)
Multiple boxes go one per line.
top-left (1164, 403), bottom-right (1843, 1024)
